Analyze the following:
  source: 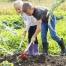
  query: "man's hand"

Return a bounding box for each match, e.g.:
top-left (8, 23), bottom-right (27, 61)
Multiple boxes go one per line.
top-left (31, 20), bottom-right (41, 43)
top-left (31, 35), bottom-right (36, 43)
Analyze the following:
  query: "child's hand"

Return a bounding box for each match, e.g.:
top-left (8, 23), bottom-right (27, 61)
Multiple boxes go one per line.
top-left (31, 35), bottom-right (36, 43)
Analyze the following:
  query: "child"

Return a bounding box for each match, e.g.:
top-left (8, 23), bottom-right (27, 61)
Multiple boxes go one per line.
top-left (14, 1), bottom-right (39, 56)
top-left (22, 2), bottom-right (66, 56)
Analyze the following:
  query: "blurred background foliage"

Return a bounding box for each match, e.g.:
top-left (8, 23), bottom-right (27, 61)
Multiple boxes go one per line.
top-left (0, 0), bottom-right (66, 56)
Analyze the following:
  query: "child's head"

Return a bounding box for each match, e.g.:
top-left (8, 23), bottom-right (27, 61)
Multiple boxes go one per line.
top-left (14, 0), bottom-right (23, 13)
top-left (22, 2), bottom-right (34, 16)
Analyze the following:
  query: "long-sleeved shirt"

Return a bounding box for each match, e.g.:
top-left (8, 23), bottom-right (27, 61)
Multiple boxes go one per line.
top-left (22, 13), bottom-right (38, 31)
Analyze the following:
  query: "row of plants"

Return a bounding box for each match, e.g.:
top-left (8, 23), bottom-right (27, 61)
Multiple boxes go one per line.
top-left (0, 14), bottom-right (66, 56)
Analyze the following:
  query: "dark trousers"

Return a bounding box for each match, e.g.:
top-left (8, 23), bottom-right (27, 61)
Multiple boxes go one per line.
top-left (28, 25), bottom-right (38, 55)
top-left (28, 25), bottom-right (38, 44)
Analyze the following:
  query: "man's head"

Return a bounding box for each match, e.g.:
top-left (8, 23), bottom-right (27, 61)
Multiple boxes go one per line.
top-left (22, 2), bottom-right (34, 16)
top-left (14, 0), bottom-right (23, 13)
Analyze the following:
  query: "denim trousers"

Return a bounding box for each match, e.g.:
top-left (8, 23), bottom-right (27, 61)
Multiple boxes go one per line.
top-left (41, 16), bottom-right (61, 53)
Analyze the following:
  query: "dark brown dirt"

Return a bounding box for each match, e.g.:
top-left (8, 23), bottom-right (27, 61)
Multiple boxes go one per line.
top-left (0, 53), bottom-right (66, 66)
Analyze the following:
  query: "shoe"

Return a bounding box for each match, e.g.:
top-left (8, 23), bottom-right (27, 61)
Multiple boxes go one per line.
top-left (58, 38), bottom-right (66, 56)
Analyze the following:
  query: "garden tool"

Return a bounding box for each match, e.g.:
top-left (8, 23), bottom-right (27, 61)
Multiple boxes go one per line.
top-left (19, 41), bottom-right (33, 60)
top-left (14, 35), bottom-right (25, 54)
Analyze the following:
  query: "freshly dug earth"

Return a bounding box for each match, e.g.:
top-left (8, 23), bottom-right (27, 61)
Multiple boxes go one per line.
top-left (0, 53), bottom-right (66, 66)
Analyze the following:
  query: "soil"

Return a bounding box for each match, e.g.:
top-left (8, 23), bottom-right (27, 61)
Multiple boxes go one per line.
top-left (0, 53), bottom-right (66, 66)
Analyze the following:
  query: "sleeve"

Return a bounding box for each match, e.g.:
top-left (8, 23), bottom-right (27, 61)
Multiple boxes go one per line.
top-left (36, 13), bottom-right (42, 20)
top-left (22, 14), bottom-right (30, 31)
top-left (31, 16), bottom-right (37, 24)
top-left (31, 16), bottom-right (41, 29)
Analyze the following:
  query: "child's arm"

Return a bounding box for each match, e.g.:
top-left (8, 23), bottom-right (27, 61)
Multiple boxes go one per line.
top-left (22, 14), bottom-right (30, 37)
top-left (22, 27), bottom-right (27, 37)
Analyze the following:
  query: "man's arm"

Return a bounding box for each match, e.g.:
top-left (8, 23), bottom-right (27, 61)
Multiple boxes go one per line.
top-left (31, 20), bottom-right (41, 42)
top-left (33, 20), bottom-right (41, 37)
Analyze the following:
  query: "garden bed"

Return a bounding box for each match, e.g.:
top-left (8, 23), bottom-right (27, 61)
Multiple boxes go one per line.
top-left (0, 53), bottom-right (66, 66)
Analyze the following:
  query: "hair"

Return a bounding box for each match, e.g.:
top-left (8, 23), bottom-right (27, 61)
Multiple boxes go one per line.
top-left (13, 0), bottom-right (23, 8)
top-left (22, 2), bottom-right (32, 13)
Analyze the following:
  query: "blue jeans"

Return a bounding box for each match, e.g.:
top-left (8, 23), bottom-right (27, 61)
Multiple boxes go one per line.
top-left (41, 16), bottom-right (61, 53)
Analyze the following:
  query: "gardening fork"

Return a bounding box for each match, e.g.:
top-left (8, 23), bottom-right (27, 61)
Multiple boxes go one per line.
top-left (18, 41), bottom-right (33, 60)
top-left (23, 41), bottom-right (33, 53)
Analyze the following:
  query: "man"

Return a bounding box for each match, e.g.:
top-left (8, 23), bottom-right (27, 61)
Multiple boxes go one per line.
top-left (22, 2), bottom-right (66, 56)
